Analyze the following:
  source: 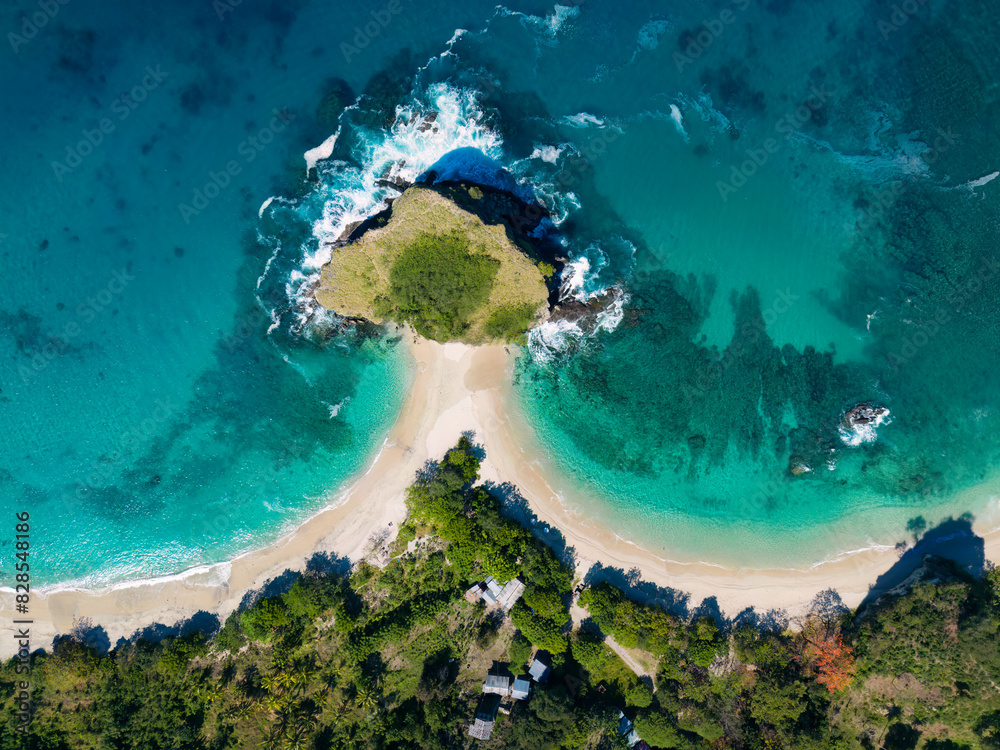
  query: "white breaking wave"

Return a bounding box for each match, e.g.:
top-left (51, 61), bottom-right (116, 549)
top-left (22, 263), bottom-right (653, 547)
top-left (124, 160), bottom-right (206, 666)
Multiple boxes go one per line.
top-left (527, 319), bottom-right (585, 363)
top-left (303, 129), bottom-right (340, 173)
top-left (267, 309), bottom-right (281, 335)
top-left (559, 253), bottom-right (606, 302)
top-left (527, 288), bottom-right (628, 363)
top-left (265, 81), bottom-right (505, 332)
top-left (526, 235), bottom-right (635, 362)
top-left (530, 180), bottom-right (581, 226)
top-left (568, 236), bottom-right (636, 301)
top-left (669, 103), bottom-right (688, 142)
top-left (677, 90), bottom-right (731, 135)
top-left (258, 196), bottom-right (275, 219)
top-left (838, 409), bottom-right (891, 446)
top-left (530, 143), bottom-right (565, 163)
top-left (511, 142), bottom-right (582, 225)
top-left (36, 560), bottom-right (234, 597)
top-left (309, 83), bottom-right (502, 255)
top-left (958, 170), bottom-right (999, 194)
top-left (517, 4), bottom-right (581, 38)
top-left (595, 288), bottom-right (626, 330)
top-left (562, 112), bottom-right (605, 129)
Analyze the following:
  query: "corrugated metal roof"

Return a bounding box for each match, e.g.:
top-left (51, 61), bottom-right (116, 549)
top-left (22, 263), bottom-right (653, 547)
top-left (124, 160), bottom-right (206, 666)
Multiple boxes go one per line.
top-left (529, 659), bottom-right (550, 681)
top-left (468, 718), bottom-right (494, 740)
top-left (483, 675), bottom-right (511, 694)
top-left (497, 578), bottom-right (525, 608)
top-left (511, 678), bottom-right (531, 699)
top-left (617, 714), bottom-right (632, 736)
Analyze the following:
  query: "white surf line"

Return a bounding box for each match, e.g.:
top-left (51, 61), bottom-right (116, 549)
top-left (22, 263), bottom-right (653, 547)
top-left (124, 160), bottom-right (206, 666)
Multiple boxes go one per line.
top-left (956, 170), bottom-right (999, 195)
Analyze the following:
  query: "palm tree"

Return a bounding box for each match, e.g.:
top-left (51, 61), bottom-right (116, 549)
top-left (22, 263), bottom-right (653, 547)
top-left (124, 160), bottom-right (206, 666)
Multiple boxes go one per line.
top-left (282, 713), bottom-right (317, 750)
top-left (355, 684), bottom-right (378, 709)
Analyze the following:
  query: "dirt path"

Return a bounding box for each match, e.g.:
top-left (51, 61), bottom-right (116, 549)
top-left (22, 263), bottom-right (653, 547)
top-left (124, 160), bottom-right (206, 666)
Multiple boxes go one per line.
top-left (569, 601), bottom-right (656, 686)
top-left (604, 635), bottom-right (656, 685)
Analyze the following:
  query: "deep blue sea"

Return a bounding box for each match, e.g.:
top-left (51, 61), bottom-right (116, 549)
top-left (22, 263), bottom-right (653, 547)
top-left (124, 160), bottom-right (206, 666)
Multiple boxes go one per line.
top-left (2, 0), bottom-right (999, 584)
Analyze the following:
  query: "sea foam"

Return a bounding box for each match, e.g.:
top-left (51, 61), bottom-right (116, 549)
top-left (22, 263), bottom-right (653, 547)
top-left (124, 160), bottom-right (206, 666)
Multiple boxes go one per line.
top-left (258, 80), bottom-right (504, 333)
top-left (838, 408), bottom-right (891, 446)
top-left (630, 18), bottom-right (671, 62)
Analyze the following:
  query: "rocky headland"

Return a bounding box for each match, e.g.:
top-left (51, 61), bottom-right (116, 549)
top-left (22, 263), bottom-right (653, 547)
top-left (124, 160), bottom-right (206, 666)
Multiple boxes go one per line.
top-left (313, 178), bottom-right (612, 344)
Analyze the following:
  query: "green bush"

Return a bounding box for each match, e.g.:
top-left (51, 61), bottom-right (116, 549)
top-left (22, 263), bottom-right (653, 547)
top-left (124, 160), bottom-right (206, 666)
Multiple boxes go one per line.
top-left (156, 633), bottom-right (207, 677)
top-left (442, 436), bottom-right (480, 483)
top-left (240, 597), bottom-right (293, 643)
top-left (283, 578), bottom-right (324, 621)
top-left (634, 710), bottom-right (683, 748)
top-left (387, 232), bottom-right (498, 341)
top-left (987, 568), bottom-right (1000, 610)
top-left (510, 631), bottom-right (534, 669)
top-left (483, 302), bottom-right (538, 341)
top-left (677, 703), bottom-right (725, 743)
top-left (626, 680), bottom-right (654, 708)
top-left (215, 611), bottom-right (246, 652)
top-left (511, 602), bottom-right (568, 654)
top-left (572, 633), bottom-right (609, 670)
top-left (750, 679), bottom-right (808, 729)
top-left (687, 638), bottom-right (719, 668)
top-left (523, 586), bottom-right (569, 623)
top-left (483, 549), bottom-right (520, 582)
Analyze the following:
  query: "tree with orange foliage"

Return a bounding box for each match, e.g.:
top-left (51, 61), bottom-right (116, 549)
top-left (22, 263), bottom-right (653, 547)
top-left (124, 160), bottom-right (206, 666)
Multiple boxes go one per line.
top-left (805, 631), bottom-right (856, 693)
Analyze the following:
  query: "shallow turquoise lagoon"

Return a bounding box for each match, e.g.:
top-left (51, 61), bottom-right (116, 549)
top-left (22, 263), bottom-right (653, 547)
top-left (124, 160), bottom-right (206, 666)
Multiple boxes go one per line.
top-left (3, 0), bottom-right (999, 583)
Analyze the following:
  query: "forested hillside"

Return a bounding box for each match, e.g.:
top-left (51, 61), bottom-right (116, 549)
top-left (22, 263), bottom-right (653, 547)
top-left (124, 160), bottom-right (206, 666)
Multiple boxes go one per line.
top-left (3, 439), bottom-right (999, 750)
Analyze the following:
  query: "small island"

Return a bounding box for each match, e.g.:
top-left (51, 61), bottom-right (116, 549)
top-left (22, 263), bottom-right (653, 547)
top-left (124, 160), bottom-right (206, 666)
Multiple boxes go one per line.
top-left (315, 183), bottom-right (554, 344)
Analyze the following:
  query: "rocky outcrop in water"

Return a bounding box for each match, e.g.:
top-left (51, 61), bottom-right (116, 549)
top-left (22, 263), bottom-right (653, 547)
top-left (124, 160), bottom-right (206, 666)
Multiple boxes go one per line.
top-left (313, 184), bottom-right (552, 343)
top-left (843, 403), bottom-right (889, 428)
top-left (547, 289), bottom-right (622, 329)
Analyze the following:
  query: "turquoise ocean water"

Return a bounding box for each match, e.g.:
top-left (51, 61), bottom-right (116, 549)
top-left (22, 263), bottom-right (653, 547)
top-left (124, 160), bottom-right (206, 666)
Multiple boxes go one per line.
top-left (2, 0), bottom-right (999, 584)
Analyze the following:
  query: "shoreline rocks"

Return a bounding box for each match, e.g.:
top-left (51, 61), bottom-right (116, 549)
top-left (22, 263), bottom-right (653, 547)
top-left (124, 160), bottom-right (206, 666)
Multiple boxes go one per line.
top-left (547, 289), bottom-right (622, 329)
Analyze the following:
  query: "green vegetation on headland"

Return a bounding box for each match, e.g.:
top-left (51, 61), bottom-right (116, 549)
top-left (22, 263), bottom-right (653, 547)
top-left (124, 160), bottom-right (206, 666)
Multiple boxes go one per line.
top-left (381, 231), bottom-right (500, 342)
top-left (315, 185), bottom-right (550, 344)
top-left (4, 439), bottom-right (1000, 749)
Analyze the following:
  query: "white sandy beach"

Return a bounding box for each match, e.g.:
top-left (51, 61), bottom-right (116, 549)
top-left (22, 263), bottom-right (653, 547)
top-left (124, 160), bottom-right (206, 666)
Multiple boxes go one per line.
top-left (3, 333), bottom-right (998, 657)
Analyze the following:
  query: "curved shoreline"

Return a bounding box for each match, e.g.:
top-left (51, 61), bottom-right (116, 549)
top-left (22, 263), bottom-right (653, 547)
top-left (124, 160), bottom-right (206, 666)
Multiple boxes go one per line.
top-left (3, 335), bottom-right (998, 656)
top-left (486, 374), bottom-right (1000, 612)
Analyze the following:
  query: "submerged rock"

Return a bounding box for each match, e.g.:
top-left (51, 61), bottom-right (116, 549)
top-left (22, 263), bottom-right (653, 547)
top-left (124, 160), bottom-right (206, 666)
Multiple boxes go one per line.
top-left (789, 458), bottom-right (812, 476)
